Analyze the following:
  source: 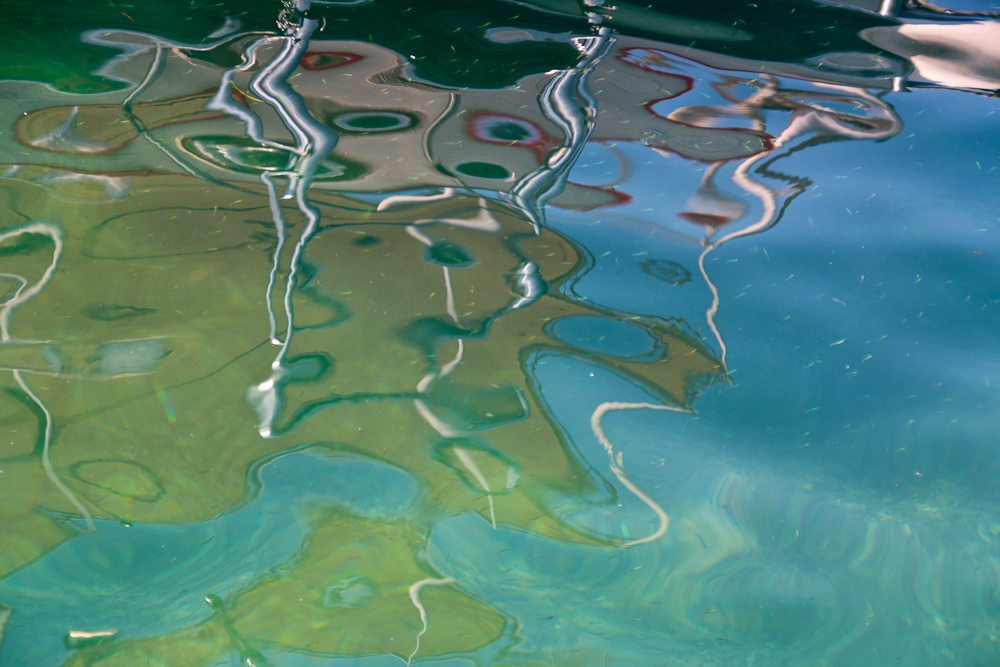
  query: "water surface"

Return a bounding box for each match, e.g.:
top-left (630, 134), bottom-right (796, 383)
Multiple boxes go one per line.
top-left (1, 0), bottom-right (999, 665)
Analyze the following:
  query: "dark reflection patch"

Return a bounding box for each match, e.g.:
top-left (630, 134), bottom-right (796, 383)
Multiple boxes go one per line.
top-left (424, 242), bottom-right (476, 267)
top-left (81, 303), bottom-right (157, 321)
top-left (0, 232), bottom-right (53, 257)
top-left (352, 235), bottom-right (380, 247)
top-left (284, 353), bottom-right (333, 383)
top-left (453, 162), bottom-right (511, 179)
top-left (640, 258), bottom-right (691, 286)
top-left (488, 122), bottom-right (530, 142)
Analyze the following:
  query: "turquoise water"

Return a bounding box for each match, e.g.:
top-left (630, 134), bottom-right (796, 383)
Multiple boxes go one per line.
top-left (1, 1), bottom-right (999, 665)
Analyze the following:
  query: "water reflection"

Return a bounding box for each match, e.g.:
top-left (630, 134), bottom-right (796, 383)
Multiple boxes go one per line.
top-left (0, 449), bottom-right (419, 665)
top-left (1, 0), bottom-right (999, 665)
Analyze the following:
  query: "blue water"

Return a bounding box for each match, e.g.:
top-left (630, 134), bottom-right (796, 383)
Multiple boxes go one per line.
top-left (1, 0), bottom-right (999, 665)
top-left (0, 451), bottom-right (418, 666)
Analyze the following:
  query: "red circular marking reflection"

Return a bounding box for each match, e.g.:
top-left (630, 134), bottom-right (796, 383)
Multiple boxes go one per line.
top-left (300, 52), bottom-right (363, 70)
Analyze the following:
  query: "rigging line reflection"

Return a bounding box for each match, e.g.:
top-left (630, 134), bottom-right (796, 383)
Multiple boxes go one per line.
top-left (0, 223), bottom-right (96, 532)
top-left (400, 199), bottom-right (537, 529)
top-left (590, 401), bottom-right (685, 547)
top-left (697, 81), bottom-right (901, 370)
top-left (405, 218), bottom-right (502, 527)
top-left (696, 145), bottom-right (781, 371)
top-left (112, 34), bottom-right (263, 193)
top-left (119, 44), bottom-right (202, 177)
top-left (120, 44), bottom-right (220, 183)
top-left (421, 94), bottom-right (461, 168)
top-left (201, 30), bottom-right (294, 346)
top-left (378, 187), bottom-right (457, 211)
top-left (246, 0), bottom-right (339, 437)
top-left (507, 24), bottom-right (615, 233)
top-left (261, 173), bottom-right (289, 345)
top-left (506, 260), bottom-right (545, 312)
top-left (406, 576), bottom-right (457, 665)
top-left (206, 35), bottom-right (296, 154)
top-left (413, 337), bottom-right (504, 529)
top-left (120, 42), bottom-right (165, 119)
top-left (389, 195), bottom-right (543, 312)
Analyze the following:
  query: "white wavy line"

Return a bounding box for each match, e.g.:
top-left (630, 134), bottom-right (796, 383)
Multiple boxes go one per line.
top-left (453, 446), bottom-right (497, 529)
top-left (377, 187), bottom-right (455, 211)
top-left (442, 266), bottom-right (458, 324)
top-left (261, 172), bottom-right (288, 345)
top-left (407, 576), bottom-right (456, 665)
top-left (413, 199), bottom-right (501, 233)
top-left (590, 401), bottom-right (687, 547)
top-left (699, 115), bottom-right (813, 369)
top-left (0, 224), bottom-right (96, 532)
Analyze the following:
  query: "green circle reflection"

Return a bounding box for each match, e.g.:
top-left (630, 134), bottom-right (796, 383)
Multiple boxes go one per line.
top-left (333, 112), bottom-right (413, 132)
top-left (453, 162), bottom-right (511, 179)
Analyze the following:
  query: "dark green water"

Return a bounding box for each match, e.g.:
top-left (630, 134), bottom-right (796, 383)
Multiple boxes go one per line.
top-left (0, 1), bottom-right (999, 665)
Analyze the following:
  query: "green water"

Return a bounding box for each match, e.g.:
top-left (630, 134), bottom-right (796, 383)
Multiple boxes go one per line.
top-left (1, 0), bottom-right (999, 665)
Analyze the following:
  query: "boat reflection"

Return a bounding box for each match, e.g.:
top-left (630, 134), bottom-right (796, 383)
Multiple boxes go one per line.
top-left (1, 1), bottom-right (998, 665)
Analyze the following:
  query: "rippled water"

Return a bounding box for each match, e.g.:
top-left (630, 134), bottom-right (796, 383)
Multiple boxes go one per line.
top-left (1, 0), bottom-right (999, 665)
